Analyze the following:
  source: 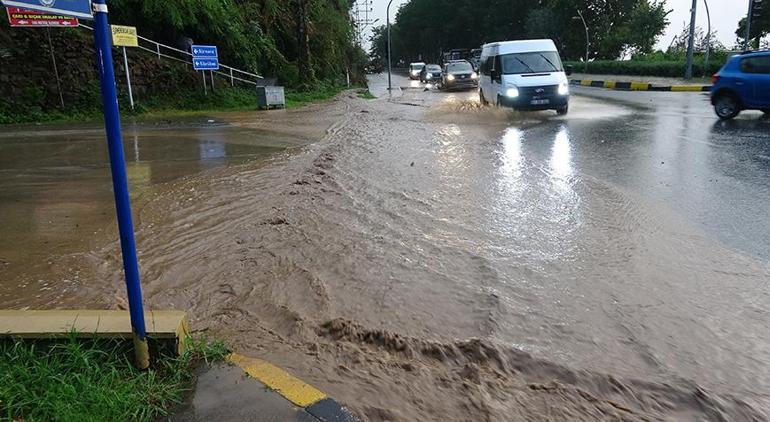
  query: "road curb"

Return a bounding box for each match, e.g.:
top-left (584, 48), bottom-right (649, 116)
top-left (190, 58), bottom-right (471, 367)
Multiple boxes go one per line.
top-left (570, 79), bottom-right (711, 92)
top-left (228, 353), bottom-right (359, 421)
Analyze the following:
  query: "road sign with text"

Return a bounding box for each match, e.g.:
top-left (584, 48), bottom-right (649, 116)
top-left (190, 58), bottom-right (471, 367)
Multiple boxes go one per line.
top-left (191, 44), bottom-right (217, 58)
top-left (6, 7), bottom-right (78, 26)
top-left (1, 0), bottom-right (92, 19)
top-left (193, 58), bottom-right (219, 71)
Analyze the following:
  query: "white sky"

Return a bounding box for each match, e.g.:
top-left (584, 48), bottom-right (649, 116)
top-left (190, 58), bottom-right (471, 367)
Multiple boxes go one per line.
top-left (364, 0), bottom-right (748, 51)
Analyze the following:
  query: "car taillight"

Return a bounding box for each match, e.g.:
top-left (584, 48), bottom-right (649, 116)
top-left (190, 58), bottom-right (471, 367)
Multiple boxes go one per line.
top-left (711, 74), bottom-right (719, 84)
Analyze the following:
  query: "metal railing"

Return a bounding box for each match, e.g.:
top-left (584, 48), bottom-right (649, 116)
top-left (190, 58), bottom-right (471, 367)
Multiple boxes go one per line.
top-left (78, 23), bottom-right (263, 86)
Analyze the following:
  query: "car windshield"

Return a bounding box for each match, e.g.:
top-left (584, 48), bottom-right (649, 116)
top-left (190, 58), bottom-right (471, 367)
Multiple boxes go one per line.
top-left (500, 51), bottom-right (563, 74)
top-left (426, 65), bottom-right (441, 71)
top-left (446, 62), bottom-right (473, 72)
top-left (410, 64), bottom-right (424, 71)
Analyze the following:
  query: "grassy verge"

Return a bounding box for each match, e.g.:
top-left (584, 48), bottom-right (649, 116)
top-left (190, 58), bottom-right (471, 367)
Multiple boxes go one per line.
top-left (356, 89), bottom-right (376, 100)
top-left (0, 335), bottom-right (227, 421)
top-left (0, 84), bottom-right (349, 125)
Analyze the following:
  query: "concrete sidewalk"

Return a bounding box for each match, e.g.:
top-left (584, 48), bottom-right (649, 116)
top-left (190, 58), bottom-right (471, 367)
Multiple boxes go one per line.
top-left (172, 355), bottom-right (359, 422)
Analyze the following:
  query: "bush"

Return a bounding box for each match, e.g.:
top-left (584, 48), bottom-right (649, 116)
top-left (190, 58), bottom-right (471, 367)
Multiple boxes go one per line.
top-left (565, 58), bottom-right (725, 78)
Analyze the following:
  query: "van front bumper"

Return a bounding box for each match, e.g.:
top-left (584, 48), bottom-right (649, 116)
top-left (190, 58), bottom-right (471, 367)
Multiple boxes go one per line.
top-left (499, 94), bottom-right (569, 110)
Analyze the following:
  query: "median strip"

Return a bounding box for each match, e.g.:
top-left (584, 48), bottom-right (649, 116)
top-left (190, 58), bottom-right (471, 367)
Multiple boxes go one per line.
top-left (570, 79), bottom-right (711, 92)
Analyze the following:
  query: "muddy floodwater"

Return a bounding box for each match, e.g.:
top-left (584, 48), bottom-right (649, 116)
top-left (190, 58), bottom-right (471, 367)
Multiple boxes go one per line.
top-left (1, 77), bottom-right (769, 420)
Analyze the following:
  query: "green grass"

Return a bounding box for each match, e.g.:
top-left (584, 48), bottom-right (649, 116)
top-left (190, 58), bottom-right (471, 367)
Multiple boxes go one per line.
top-left (0, 335), bottom-right (228, 422)
top-left (356, 90), bottom-right (376, 100)
top-left (0, 83), bottom-right (349, 125)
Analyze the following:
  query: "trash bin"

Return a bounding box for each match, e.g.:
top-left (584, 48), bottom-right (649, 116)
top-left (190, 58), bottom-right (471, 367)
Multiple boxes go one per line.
top-left (257, 86), bottom-right (285, 109)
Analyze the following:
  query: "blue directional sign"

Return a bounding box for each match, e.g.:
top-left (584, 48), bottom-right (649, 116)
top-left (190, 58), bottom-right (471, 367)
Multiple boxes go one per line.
top-left (191, 45), bottom-right (218, 58)
top-left (193, 58), bottom-right (219, 71)
top-left (1, 0), bottom-right (93, 19)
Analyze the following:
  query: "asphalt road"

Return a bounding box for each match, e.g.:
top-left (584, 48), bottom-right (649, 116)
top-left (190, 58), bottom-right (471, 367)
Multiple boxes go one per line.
top-left (1, 74), bottom-right (769, 420)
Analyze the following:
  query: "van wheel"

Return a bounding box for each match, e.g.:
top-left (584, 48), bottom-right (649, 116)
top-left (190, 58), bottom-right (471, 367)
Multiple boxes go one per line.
top-left (556, 105), bottom-right (569, 115)
top-left (714, 94), bottom-right (740, 120)
top-left (479, 90), bottom-right (488, 106)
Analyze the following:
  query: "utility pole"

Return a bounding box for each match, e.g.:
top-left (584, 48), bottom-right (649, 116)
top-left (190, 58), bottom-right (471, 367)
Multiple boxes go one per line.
top-left (387, 0), bottom-right (394, 91)
top-left (703, 0), bottom-right (711, 76)
top-left (744, 0), bottom-right (762, 50)
top-left (684, 0), bottom-right (697, 79)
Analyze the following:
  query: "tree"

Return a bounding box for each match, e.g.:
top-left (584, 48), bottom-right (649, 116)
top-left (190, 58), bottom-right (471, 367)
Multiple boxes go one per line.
top-left (371, 0), bottom-right (671, 63)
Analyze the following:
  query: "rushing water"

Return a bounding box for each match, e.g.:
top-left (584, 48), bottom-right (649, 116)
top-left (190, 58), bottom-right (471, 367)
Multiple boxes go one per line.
top-left (1, 80), bottom-right (769, 420)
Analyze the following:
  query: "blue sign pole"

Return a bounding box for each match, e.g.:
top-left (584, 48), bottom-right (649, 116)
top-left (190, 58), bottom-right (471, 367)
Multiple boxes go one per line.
top-left (92, 0), bottom-right (149, 369)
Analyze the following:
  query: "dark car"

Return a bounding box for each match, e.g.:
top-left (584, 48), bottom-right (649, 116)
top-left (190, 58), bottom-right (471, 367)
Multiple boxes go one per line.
top-left (420, 64), bottom-right (443, 83)
top-left (441, 60), bottom-right (478, 90)
top-left (711, 50), bottom-right (770, 119)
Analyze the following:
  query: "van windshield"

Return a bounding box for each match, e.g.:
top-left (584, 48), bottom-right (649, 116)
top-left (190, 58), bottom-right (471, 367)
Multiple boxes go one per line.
top-left (500, 51), bottom-right (562, 74)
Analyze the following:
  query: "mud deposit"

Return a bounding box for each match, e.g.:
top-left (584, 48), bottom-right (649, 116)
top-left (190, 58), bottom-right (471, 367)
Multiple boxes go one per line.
top-left (2, 83), bottom-right (769, 420)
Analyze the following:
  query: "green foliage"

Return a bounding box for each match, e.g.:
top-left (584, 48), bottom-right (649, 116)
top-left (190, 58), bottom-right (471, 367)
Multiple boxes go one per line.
top-left (0, 335), bottom-right (228, 421)
top-left (372, 0), bottom-right (671, 64)
top-left (565, 58), bottom-right (723, 77)
top-left (357, 90), bottom-right (376, 99)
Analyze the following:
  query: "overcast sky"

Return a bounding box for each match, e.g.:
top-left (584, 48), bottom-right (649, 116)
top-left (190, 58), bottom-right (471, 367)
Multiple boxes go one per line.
top-left (363, 0), bottom-right (748, 51)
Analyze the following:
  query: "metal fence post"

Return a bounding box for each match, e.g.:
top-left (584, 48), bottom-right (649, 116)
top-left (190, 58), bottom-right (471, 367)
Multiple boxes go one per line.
top-left (230, 68), bottom-right (234, 86)
top-left (156, 42), bottom-right (160, 59)
top-left (122, 47), bottom-right (134, 110)
top-left (92, 0), bottom-right (149, 369)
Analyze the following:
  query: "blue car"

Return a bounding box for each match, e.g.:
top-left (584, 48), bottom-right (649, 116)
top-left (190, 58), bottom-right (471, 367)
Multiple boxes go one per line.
top-left (711, 50), bottom-right (770, 119)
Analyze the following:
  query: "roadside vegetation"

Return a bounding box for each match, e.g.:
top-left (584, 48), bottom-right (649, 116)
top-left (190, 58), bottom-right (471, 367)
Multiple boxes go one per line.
top-left (369, 0), bottom-right (769, 79)
top-left (0, 335), bottom-right (227, 421)
top-left (356, 90), bottom-right (376, 100)
top-left (0, 0), bottom-right (366, 124)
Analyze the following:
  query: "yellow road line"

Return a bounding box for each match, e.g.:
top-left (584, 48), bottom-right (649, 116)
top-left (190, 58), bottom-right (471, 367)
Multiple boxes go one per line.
top-left (228, 353), bottom-right (326, 407)
top-left (671, 85), bottom-right (704, 92)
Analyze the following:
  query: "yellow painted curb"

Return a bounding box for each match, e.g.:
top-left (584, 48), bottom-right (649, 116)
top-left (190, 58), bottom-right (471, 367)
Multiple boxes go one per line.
top-left (580, 79), bottom-right (592, 86)
top-left (228, 353), bottom-right (326, 407)
top-left (629, 82), bottom-right (650, 91)
top-left (603, 81), bottom-right (616, 89)
top-left (671, 85), bottom-right (704, 92)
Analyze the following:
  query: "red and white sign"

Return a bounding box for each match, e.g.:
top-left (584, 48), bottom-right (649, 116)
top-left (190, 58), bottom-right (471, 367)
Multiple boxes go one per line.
top-left (6, 7), bottom-right (79, 27)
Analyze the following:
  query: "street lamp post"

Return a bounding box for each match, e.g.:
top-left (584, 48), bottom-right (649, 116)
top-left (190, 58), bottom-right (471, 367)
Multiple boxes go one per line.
top-left (574, 11), bottom-right (589, 73)
top-left (387, 0), bottom-right (394, 91)
top-left (745, 0), bottom-right (755, 51)
top-left (703, 0), bottom-right (711, 76)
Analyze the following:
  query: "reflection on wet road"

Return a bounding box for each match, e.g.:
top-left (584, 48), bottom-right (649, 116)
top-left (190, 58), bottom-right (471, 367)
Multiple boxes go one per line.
top-left (0, 117), bottom-right (308, 304)
top-left (2, 74), bottom-right (769, 420)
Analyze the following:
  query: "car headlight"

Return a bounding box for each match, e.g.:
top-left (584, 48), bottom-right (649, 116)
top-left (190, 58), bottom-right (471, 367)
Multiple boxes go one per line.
top-left (427, 74), bottom-right (432, 79)
top-left (447, 74), bottom-right (455, 81)
top-left (558, 82), bottom-right (569, 95)
top-left (411, 70), bottom-right (418, 76)
top-left (506, 87), bottom-right (519, 98)
top-left (471, 72), bottom-right (478, 79)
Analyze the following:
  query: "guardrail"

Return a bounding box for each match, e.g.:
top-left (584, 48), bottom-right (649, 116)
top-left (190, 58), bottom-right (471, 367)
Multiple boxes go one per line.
top-left (78, 23), bottom-right (263, 86)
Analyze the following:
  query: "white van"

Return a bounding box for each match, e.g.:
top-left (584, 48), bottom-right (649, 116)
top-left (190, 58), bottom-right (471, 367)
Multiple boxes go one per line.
top-left (409, 62), bottom-right (426, 80)
top-left (478, 39), bottom-right (572, 115)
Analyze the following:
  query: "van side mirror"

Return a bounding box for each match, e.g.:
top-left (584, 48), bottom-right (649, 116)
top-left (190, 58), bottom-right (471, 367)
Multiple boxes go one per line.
top-left (490, 69), bottom-right (499, 80)
top-left (565, 65), bottom-right (573, 76)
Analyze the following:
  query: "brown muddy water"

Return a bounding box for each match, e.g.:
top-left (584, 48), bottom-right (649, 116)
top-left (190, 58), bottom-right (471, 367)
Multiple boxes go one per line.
top-left (1, 83), bottom-right (769, 420)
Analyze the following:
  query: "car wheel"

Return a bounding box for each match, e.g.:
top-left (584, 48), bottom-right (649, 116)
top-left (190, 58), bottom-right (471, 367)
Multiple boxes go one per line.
top-left (714, 95), bottom-right (740, 120)
top-left (556, 105), bottom-right (569, 115)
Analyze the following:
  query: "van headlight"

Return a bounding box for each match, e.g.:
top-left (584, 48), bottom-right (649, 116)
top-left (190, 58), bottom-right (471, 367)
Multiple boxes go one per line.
top-left (447, 74), bottom-right (455, 81)
top-left (558, 82), bottom-right (569, 95)
top-left (411, 70), bottom-right (419, 76)
top-left (471, 72), bottom-right (478, 79)
top-left (505, 87), bottom-right (519, 98)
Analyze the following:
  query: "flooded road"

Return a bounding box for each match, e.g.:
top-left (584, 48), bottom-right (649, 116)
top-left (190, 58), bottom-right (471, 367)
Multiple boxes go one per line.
top-left (2, 76), bottom-right (769, 420)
